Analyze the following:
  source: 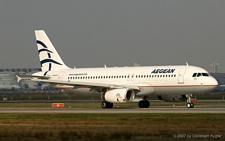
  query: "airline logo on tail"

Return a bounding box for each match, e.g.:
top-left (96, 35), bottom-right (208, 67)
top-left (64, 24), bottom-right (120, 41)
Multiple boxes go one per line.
top-left (35, 30), bottom-right (69, 72)
top-left (37, 40), bottom-right (63, 71)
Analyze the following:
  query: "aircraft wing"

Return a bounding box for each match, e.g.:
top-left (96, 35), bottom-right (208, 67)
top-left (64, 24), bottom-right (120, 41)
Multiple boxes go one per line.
top-left (32, 79), bottom-right (140, 90)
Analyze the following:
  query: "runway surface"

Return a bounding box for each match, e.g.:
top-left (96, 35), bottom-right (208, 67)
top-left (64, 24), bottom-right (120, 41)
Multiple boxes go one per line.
top-left (0, 106), bottom-right (225, 113)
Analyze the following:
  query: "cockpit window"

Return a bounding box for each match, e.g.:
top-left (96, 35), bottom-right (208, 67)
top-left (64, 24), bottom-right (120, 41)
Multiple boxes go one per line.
top-left (192, 72), bottom-right (210, 77)
top-left (202, 73), bottom-right (210, 76)
top-left (192, 73), bottom-right (197, 77)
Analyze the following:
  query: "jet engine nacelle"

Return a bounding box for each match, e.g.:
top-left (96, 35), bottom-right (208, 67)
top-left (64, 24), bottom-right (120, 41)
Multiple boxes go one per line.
top-left (157, 95), bottom-right (187, 102)
top-left (102, 88), bottom-right (135, 103)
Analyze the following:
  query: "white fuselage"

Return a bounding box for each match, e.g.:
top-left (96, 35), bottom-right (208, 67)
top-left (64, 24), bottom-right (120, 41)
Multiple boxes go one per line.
top-left (35, 65), bottom-right (218, 97)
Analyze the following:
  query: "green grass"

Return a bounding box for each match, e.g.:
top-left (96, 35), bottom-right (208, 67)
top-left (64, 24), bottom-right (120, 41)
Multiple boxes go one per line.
top-left (0, 113), bottom-right (224, 141)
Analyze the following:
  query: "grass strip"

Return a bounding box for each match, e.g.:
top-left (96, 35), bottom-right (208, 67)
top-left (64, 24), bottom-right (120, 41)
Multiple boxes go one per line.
top-left (0, 113), bottom-right (224, 141)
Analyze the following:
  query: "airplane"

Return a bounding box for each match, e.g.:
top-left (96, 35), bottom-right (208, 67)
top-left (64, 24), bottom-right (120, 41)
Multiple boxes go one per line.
top-left (17, 30), bottom-right (218, 108)
top-left (0, 84), bottom-right (21, 91)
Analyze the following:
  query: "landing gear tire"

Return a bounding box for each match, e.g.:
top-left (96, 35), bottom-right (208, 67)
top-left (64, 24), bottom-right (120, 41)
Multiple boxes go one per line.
top-left (138, 100), bottom-right (145, 108)
top-left (138, 100), bottom-right (150, 108)
top-left (108, 102), bottom-right (113, 108)
top-left (101, 101), bottom-right (113, 109)
top-left (101, 101), bottom-right (107, 108)
top-left (187, 103), bottom-right (194, 108)
top-left (144, 100), bottom-right (150, 108)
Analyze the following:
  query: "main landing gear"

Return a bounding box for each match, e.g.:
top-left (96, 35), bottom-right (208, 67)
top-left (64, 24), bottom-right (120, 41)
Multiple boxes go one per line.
top-left (101, 101), bottom-right (113, 109)
top-left (186, 94), bottom-right (194, 108)
top-left (138, 100), bottom-right (150, 108)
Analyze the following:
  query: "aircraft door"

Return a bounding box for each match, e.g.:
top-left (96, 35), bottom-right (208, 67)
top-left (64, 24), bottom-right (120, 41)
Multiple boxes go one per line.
top-left (58, 71), bottom-right (65, 80)
top-left (178, 69), bottom-right (186, 84)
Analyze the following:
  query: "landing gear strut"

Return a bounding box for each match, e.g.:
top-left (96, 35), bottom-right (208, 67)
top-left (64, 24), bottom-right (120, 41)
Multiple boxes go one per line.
top-left (101, 101), bottom-right (113, 109)
top-left (186, 94), bottom-right (194, 108)
top-left (138, 100), bottom-right (150, 108)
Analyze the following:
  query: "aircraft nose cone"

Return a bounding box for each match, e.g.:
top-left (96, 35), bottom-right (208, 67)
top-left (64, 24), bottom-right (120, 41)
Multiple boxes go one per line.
top-left (209, 77), bottom-right (218, 90)
top-left (212, 78), bottom-right (218, 86)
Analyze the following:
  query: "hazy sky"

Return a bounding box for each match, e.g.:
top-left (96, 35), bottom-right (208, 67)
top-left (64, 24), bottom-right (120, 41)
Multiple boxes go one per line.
top-left (0, 1), bottom-right (225, 72)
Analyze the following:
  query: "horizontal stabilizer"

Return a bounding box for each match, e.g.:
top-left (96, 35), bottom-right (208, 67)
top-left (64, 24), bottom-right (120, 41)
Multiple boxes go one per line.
top-left (15, 74), bottom-right (50, 82)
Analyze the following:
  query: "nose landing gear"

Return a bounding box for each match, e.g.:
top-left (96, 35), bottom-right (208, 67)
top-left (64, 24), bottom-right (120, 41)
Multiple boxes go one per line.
top-left (186, 94), bottom-right (194, 108)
